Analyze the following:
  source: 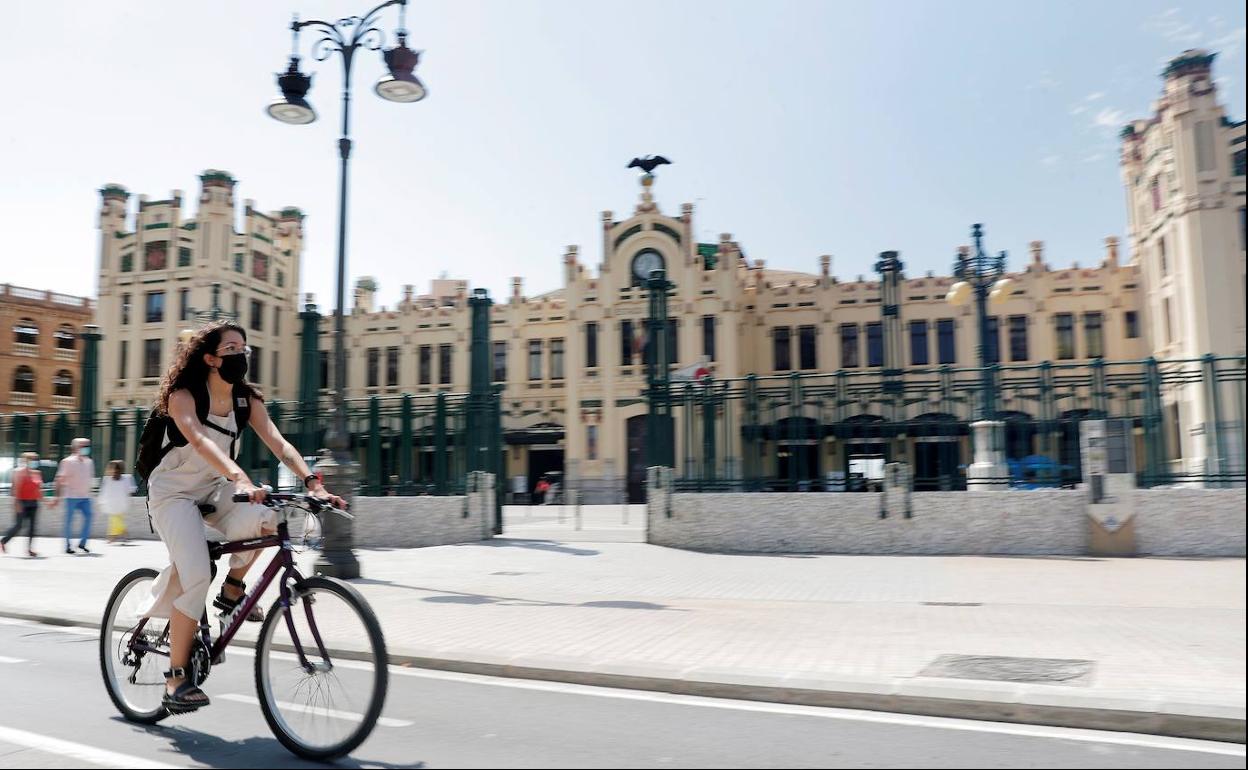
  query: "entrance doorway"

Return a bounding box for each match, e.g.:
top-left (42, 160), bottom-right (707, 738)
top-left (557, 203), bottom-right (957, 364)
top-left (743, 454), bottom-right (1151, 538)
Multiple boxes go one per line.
top-left (527, 447), bottom-right (565, 502)
top-left (845, 441), bottom-right (888, 492)
top-left (914, 439), bottom-right (961, 491)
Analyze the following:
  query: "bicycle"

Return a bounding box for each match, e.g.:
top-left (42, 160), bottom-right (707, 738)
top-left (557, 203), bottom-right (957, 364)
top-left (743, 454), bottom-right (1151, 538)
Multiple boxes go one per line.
top-left (99, 492), bottom-right (388, 760)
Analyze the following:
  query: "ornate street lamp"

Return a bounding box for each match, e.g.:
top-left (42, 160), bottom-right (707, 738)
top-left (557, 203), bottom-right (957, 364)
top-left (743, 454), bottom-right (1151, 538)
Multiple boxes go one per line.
top-left (946, 223), bottom-right (1013, 489)
top-left (267, 0), bottom-right (426, 579)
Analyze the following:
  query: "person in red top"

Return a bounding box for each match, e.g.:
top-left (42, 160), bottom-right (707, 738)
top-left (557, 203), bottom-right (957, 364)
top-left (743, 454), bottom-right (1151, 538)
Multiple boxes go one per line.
top-left (2, 452), bottom-right (43, 557)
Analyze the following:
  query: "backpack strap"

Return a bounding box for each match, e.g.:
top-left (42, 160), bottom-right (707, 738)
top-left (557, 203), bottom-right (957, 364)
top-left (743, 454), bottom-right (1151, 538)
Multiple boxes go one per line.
top-left (228, 383), bottom-right (254, 460)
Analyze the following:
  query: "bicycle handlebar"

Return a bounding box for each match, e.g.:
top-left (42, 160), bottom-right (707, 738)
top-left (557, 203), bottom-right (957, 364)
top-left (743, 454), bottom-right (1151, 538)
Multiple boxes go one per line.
top-left (231, 492), bottom-right (353, 519)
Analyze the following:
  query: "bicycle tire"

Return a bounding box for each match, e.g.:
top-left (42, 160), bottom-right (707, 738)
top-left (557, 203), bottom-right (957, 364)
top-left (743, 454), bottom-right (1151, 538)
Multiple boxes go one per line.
top-left (99, 567), bottom-right (169, 724)
top-left (253, 576), bottom-right (388, 760)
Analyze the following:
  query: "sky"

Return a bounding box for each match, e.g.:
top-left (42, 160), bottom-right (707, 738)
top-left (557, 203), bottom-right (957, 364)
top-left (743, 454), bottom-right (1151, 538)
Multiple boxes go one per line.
top-left (0, 1), bottom-right (1244, 308)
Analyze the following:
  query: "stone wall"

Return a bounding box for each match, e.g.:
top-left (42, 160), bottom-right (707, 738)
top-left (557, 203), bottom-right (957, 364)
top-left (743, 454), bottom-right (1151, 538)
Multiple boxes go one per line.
top-left (648, 489), bottom-right (1088, 555)
top-left (25, 493), bottom-right (486, 550)
top-left (1132, 487), bottom-right (1246, 557)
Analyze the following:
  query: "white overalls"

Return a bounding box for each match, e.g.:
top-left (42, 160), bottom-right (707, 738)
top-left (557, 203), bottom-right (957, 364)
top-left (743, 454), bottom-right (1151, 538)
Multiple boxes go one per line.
top-left (137, 410), bottom-right (274, 620)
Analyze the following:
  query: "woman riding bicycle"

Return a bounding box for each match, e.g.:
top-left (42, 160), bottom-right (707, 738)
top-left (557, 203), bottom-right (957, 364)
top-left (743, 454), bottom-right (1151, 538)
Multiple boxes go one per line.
top-left (136, 320), bottom-right (345, 714)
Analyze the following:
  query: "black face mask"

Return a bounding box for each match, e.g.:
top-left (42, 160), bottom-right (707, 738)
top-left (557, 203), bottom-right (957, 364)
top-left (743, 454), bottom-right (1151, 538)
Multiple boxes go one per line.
top-left (217, 353), bottom-right (249, 384)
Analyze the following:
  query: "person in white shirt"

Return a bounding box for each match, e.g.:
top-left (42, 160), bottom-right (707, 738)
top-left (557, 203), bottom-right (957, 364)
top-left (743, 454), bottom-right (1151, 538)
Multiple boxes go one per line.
top-left (100, 460), bottom-right (137, 544)
top-left (53, 438), bottom-right (96, 554)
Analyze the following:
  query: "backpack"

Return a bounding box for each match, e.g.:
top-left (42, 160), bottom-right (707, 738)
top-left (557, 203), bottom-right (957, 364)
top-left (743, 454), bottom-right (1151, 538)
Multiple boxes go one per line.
top-left (134, 383), bottom-right (254, 482)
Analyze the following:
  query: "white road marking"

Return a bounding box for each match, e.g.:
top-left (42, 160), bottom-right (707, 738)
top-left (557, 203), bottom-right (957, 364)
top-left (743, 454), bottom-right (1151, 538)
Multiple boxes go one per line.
top-left (0, 655), bottom-right (27, 663)
top-left (219, 693), bottom-right (413, 727)
top-left (0, 724), bottom-right (178, 769)
top-left (2, 615), bottom-right (1243, 757)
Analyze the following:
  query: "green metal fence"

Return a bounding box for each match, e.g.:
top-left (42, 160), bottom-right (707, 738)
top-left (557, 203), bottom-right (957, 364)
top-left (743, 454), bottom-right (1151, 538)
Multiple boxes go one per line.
top-left (653, 356), bottom-right (1246, 492)
top-left (1, 390), bottom-right (494, 497)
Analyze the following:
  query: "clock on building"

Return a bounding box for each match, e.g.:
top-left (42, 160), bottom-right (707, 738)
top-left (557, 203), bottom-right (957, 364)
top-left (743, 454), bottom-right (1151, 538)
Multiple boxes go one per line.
top-left (631, 249), bottom-right (665, 285)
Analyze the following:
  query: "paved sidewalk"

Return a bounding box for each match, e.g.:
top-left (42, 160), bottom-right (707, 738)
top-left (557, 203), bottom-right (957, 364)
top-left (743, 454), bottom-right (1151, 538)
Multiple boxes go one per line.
top-left (1, 536), bottom-right (1243, 741)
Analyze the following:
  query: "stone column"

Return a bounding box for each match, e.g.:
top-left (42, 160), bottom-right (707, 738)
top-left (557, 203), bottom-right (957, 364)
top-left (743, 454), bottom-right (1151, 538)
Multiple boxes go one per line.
top-left (966, 420), bottom-right (1010, 490)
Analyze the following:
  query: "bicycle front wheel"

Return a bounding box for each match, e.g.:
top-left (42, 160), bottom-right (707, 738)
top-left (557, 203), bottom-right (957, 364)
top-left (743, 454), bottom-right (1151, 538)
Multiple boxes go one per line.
top-left (254, 576), bottom-right (388, 760)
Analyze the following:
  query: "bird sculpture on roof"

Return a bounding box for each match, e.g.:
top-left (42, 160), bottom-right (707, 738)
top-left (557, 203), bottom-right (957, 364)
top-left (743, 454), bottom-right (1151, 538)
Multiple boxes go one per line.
top-left (627, 155), bottom-right (671, 174)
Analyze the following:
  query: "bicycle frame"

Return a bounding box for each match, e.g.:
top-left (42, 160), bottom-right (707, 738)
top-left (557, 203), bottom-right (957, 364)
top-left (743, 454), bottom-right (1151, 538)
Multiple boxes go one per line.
top-left (127, 518), bottom-right (332, 674)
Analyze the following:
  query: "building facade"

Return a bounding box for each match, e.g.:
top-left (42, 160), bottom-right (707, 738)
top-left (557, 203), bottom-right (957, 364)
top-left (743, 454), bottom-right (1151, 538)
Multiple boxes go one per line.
top-left (1120, 49), bottom-right (1247, 477)
top-left (319, 170), bottom-right (1150, 499)
top-left (96, 170), bottom-right (305, 410)
top-left (0, 284), bottom-right (94, 415)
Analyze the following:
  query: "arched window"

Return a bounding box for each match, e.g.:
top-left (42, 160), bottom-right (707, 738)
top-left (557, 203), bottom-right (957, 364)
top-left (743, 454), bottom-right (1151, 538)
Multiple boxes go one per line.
top-left (55, 325), bottom-right (77, 350)
top-left (54, 370), bottom-right (74, 398)
top-left (14, 318), bottom-right (38, 345)
top-left (12, 366), bottom-right (35, 393)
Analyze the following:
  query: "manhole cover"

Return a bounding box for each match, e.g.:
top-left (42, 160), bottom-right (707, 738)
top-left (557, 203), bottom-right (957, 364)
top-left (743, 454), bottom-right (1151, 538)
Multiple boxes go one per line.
top-left (919, 654), bottom-right (1094, 685)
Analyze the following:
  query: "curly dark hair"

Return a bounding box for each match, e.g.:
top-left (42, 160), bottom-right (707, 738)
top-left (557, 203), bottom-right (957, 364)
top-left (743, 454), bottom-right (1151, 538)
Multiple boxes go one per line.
top-left (155, 320), bottom-right (263, 415)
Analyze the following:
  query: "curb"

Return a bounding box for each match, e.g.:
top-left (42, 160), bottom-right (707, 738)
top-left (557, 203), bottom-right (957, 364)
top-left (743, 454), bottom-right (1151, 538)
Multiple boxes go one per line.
top-left (6, 609), bottom-right (1242, 745)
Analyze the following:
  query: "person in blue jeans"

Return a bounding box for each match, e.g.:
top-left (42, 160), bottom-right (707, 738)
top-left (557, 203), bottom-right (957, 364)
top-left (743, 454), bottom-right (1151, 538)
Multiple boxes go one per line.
top-left (53, 438), bottom-right (96, 554)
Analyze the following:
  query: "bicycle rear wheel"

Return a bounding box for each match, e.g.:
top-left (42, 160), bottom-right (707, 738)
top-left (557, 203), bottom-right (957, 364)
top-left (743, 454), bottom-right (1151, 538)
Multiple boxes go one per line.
top-left (99, 568), bottom-right (169, 724)
top-left (254, 576), bottom-right (388, 760)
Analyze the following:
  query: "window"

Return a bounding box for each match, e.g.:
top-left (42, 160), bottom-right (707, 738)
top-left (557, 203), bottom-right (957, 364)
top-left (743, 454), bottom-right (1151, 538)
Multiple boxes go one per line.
top-left (909, 320), bottom-right (929, 366)
top-left (12, 365), bottom-right (34, 393)
top-left (528, 340), bottom-right (543, 380)
top-left (840, 324), bottom-right (860, 368)
top-left (866, 322), bottom-right (883, 367)
top-left (319, 350), bottom-right (329, 389)
top-left (666, 320), bottom-right (678, 366)
top-left (252, 251), bottom-right (270, 281)
top-left (250, 299), bottom-right (263, 332)
top-left (438, 344), bottom-right (452, 385)
top-left (799, 325), bottom-right (817, 370)
top-left (1084, 312), bottom-right (1104, 359)
top-left (178, 288), bottom-right (190, 321)
top-left (251, 345), bottom-right (262, 383)
top-left (120, 254), bottom-right (133, 272)
top-left (1159, 237), bottom-right (1168, 276)
top-left (178, 247), bottom-right (192, 267)
top-left (1009, 315), bottom-right (1028, 362)
top-left (14, 318), bottom-right (38, 345)
top-left (621, 320), bottom-right (635, 366)
top-left (419, 346), bottom-right (431, 385)
top-left (232, 292), bottom-right (240, 316)
top-left (55, 325), bottom-right (76, 351)
top-left (937, 319), bottom-right (956, 364)
top-left (551, 338), bottom-right (565, 380)
top-left (271, 350), bottom-right (279, 388)
top-left (1194, 120), bottom-right (1215, 172)
top-left (492, 341), bottom-right (507, 382)
top-left (234, 254), bottom-right (244, 273)
top-left (119, 340), bottom-right (129, 380)
top-left (1240, 207), bottom-right (1246, 251)
top-left (1125, 310), bottom-right (1140, 339)
top-left (587, 425), bottom-right (598, 461)
top-left (121, 294), bottom-right (131, 325)
top-left (367, 347), bottom-right (380, 388)
top-left (143, 339), bottom-right (162, 379)
top-left (144, 242), bottom-right (168, 271)
top-left (145, 291), bottom-right (165, 324)
top-left (1056, 314), bottom-right (1075, 360)
top-left (1234, 150), bottom-right (1246, 177)
top-left (54, 370), bottom-right (73, 398)
top-left (276, 270), bottom-right (285, 288)
top-left (1164, 298), bottom-right (1175, 344)
top-left (985, 316), bottom-right (1001, 364)
top-left (386, 347), bottom-right (399, 387)
top-left (273, 306), bottom-right (281, 336)
top-left (773, 327), bottom-right (792, 371)
top-left (1150, 177), bottom-right (1162, 212)
top-left (702, 315), bottom-right (716, 361)
top-left (585, 323), bottom-right (598, 368)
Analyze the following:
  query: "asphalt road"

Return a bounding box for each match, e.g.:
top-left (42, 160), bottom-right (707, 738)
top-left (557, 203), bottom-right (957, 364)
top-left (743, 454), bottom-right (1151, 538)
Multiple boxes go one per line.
top-left (0, 618), bottom-right (1242, 769)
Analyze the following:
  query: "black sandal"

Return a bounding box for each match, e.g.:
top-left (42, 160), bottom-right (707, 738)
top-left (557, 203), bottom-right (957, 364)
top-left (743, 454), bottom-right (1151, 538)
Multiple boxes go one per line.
top-left (213, 576), bottom-right (264, 622)
top-left (163, 667), bottom-right (210, 714)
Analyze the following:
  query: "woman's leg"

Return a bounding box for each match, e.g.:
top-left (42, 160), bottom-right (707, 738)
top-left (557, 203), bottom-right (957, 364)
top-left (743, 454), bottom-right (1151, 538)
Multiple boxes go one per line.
top-left (148, 497), bottom-right (214, 703)
top-left (1, 508), bottom-right (23, 544)
top-left (25, 502), bottom-right (37, 549)
top-left (166, 608), bottom-right (204, 700)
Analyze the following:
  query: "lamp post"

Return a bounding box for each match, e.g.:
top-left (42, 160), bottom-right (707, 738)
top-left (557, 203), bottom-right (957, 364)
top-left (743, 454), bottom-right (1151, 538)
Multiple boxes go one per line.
top-left (946, 223), bottom-right (1014, 489)
top-left (267, 0), bottom-right (426, 579)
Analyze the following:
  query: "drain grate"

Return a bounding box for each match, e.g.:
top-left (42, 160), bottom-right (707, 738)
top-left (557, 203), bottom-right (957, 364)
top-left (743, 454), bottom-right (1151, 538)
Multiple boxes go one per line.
top-left (919, 654), bottom-right (1094, 685)
top-left (921, 602), bottom-right (983, 607)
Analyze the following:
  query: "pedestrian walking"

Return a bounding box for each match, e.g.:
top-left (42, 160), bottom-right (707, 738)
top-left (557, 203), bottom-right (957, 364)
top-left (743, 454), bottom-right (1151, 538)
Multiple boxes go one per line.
top-left (100, 460), bottom-right (137, 544)
top-left (52, 437), bottom-right (96, 554)
top-left (1, 452), bottom-right (42, 557)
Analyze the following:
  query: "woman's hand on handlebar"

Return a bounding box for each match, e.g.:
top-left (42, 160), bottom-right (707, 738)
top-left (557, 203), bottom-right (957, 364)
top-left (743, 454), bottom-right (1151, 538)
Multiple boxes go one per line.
top-left (307, 479), bottom-right (348, 510)
top-left (234, 478), bottom-right (268, 505)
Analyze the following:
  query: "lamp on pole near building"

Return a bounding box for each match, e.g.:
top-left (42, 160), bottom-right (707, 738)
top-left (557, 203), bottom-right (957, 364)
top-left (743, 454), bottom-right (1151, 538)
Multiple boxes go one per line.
top-left (267, 0), bottom-right (427, 579)
top-left (946, 223), bottom-right (1014, 489)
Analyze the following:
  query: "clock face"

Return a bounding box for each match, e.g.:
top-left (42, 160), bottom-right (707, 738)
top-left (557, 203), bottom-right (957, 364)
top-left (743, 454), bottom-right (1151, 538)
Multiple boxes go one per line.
top-left (632, 249), bottom-right (665, 283)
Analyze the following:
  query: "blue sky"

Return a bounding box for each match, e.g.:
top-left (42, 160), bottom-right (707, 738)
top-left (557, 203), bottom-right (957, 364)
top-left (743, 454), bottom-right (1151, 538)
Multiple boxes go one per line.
top-left (1, 1), bottom-right (1244, 307)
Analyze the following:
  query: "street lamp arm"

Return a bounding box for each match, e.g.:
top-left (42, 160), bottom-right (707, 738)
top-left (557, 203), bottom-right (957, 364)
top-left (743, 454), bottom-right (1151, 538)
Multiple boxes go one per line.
top-left (295, 0), bottom-right (404, 60)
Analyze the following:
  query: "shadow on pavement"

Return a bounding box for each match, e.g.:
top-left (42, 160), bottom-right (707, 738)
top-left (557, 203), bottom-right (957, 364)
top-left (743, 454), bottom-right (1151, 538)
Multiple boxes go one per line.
top-left (459, 539), bottom-right (601, 557)
top-left (117, 718), bottom-right (421, 769)
top-left (352, 578), bottom-right (684, 612)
